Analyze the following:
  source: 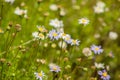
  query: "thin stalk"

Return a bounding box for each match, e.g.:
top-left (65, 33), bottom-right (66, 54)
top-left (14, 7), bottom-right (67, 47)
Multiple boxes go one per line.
top-left (1, 39), bottom-right (35, 55)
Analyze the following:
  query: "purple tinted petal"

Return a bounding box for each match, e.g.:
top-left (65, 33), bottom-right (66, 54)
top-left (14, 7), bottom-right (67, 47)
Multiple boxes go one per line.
top-left (103, 70), bottom-right (106, 72)
top-left (98, 71), bottom-right (102, 75)
top-left (98, 46), bottom-right (101, 48)
top-left (106, 75), bottom-right (110, 80)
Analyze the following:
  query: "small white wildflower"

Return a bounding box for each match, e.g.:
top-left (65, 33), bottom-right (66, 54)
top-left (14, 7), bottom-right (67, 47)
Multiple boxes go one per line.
top-left (96, 1), bottom-right (105, 8)
top-left (34, 71), bottom-right (45, 80)
top-left (109, 31), bottom-right (118, 40)
top-left (93, 1), bottom-right (106, 14)
top-left (32, 32), bottom-right (39, 38)
top-left (38, 33), bottom-right (45, 40)
top-left (60, 8), bottom-right (66, 16)
top-left (58, 41), bottom-right (67, 49)
top-left (49, 4), bottom-right (58, 11)
top-left (49, 63), bottom-right (61, 73)
top-left (71, 39), bottom-right (80, 46)
top-left (82, 47), bottom-right (92, 57)
top-left (49, 18), bottom-right (64, 28)
top-left (14, 7), bottom-right (27, 16)
top-left (94, 33), bottom-right (101, 38)
top-left (37, 25), bottom-right (47, 33)
top-left (5, 0), bottom-right (15, 4)
top-left (94, 62), bottom-right (104, 69)
top-left (93, 6), bottom-right (104, 13)
top-left (78, 18), bottom-right (89, 26)
top-left (62, 34), bottom-right (72, 44)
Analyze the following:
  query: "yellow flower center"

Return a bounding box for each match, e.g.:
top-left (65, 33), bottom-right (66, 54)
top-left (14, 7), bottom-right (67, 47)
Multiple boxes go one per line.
top-left (102, 72), bottom-right (107, 77)
top-left (38, 73), bottom-right (43, 77)
top-left (96, 7), bottom-right (101, 11)
top-left (39, 33), bottom-right (44, 38)
top-left (95, 47), bottom-right (99, 51)
top-left (55, 21), bottom-right (59, 24)
top-left (65, 37), bottom-right (70, 41)
top-left (53, 67), bottom-right (57, 71)
top-left (72, 40), bottom-right (76, 44)
top-left (62, 33), bottom-right (66, 36)
top-left (0, 29), bottom-right (2, 32)
top-left (82, 19), bottom-right (86, 23)
top-left (0, 29), bottom-right (3, 33)
top-left (53, 32), bottom-right (58, 37)
top-left (38, 27), bottom-right (44, 32)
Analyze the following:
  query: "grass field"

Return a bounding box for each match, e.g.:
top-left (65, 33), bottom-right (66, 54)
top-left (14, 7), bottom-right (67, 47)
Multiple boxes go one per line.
top-left (0, 0), bottom-right (120, 80)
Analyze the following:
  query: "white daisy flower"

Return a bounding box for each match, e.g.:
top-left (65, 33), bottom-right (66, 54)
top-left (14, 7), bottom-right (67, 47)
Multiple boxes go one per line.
top-left (109, 31), bottom-right (118, 40)
top-left (93, 1), bottom-right (106, 14)
top-left (34, 71), bottom-right (45, 80)
top-left (49, 4), bottom-right (58, 11)
top-left (14, 7), bottom-right (27, 16)
top-left (96, 1), bottom-right (105, 8)
top-left (58, 41), bottom-right (67, 49)
top-left (93, 6), bottom-right (104, 13)
top-left (60, 8), bottom-right (66, 16)
top-left (32, 32), bottom-right (39, 39)
top-left (82, 47), bottom-right (92, 57)
top-left (49, 18), bottom-right (64, 28)
top-left (71, 39), bottom-right (80, 46)
top-left (94, 62), bottom-right (104, 69)
top-left (38, 33), bottom-right (45, 40)
top-left (5, 0), bottom-right (15, 4)
top-left (78, 18), bottom-right (89, 26)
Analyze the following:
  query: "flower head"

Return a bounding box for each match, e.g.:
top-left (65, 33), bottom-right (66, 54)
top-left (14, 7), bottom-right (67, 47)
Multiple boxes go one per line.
top-left (93, 1), bottom-right (106, 14)
top-left (37, 25), bottom-right (47, 33)
top-left (32, 32), bottom-right (45, 40)
top-left (93, 6), bottom-right (104, 13)
top-left (109, 31), bottom-right (118, 40)
top-left (49, 4), bottom-right (58, 11)
top-left (0, 28), bottom-right (4, 33)
top-left (94, 62), bottom-right (104, 69)
top-left (14, 7), bottom-right (27, 17)
top-left (82, 47), bottom-right (92, 57)
top-left (96, 1), bottom-right (105, 8)
top-left (58, 41), bottom-right (67, 49)
top-left (78, 18), bottom-right (89, 26)
top-left (71, 39), bottom-right (80, 46)
top-left (5, 0), bottom-right (15, 4)
top-left (48, 29), bottom-right (60, 40)
top-left (91, 45), bottom-right (103, 54)
top-left (38, 33), bottom-right (45, 40)
top-left (49, 63), bottom-right (61, 73)
top-left (98, 70), bottom-right (110, 80)
top-left (32, 32), bottom-right (39, 39)
top-left (49, 18), bottom-right (64, 28)
top-left (34, 71), bottom-right (45, 80)
top-left (62, 34), bottom-right (72, 44)
top-left (108, 51), bottom-right (114, 58)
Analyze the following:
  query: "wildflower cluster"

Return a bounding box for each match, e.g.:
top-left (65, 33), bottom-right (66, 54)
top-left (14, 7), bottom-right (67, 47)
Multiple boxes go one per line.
top-left (0, 0), bottom-right (118, 80)
top-left (34, 63), bottom-right (61, 80)
top-left (48, 30), bottom-right (80, 46)
top-left (32, 25), bottom-right (47, 40)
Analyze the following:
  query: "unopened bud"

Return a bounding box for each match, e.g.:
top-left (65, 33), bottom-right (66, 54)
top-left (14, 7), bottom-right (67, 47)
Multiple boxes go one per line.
top-left (0, 58), bottom-right (6, 63)
top-left (7, 62), bottom-right (12, 66)
top-left (15, 24), bottom-right (21, 32)
top-left (9, 22), bottom-right (13, 27)
top-left (83, 67), bottom-right (88, 71)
